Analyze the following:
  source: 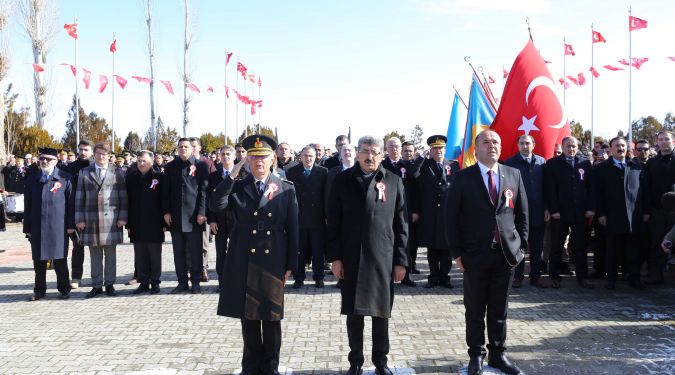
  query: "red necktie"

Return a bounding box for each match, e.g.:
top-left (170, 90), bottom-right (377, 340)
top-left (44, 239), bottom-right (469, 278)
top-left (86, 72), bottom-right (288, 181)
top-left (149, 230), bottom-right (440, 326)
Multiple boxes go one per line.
top-left (488, 170), bottom-right (501, 244)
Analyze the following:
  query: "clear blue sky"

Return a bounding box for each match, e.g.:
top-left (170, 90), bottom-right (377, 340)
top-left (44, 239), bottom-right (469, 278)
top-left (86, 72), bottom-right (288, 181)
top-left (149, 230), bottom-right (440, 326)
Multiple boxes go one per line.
top-left (5, 0), bottom-right (675, 151)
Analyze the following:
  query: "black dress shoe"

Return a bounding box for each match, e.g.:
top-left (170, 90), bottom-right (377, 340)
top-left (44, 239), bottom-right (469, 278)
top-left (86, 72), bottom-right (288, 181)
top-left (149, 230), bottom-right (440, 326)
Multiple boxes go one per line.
top-left (191, 284), bottom-right (202, 294)
top-left (85, 288), bottom-right (103, 298)
top-left (170, 284), bottom-right (189, 294)
top-left (29, 293), bottom-right (46, 301)
top-left (411, 267), bottom-right (421, 274)
top-left (133, 284), bottom-right (150, 294)
top-left (512, 278), bottom-right (523, 288)
top-left (346, 365), bottom-right (363, 375)
top-left (441, 279), bottom-right (454, 289)
top-left (374, 366), bottom-right (393, 375)
top-left (334, 280), bottom-right (342, 289)
top-left (150, 284), bottom-right (161, 294)
top-left (487, 352), bottom-right (523, 375)
top-left (59, 291), bottom-right (71, 300)
top-left (424, 281), bottom-right (436, 289)
top-left (315, 280), bottom-right (325, 288)
top-left (467, 355), bottom-right (483, 375)
top-left (293, 280), bottom-right (304, 289)
top-left (105, 285), bottom-right (117, 296)
top-left (401, 277), bottom-right (417, 287)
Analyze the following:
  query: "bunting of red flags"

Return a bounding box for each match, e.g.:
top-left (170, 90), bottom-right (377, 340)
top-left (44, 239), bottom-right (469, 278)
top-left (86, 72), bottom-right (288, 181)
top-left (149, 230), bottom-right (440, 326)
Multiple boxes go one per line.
top-left (132, 76), bottom-right (152, 84)
top-left (160, 80), bottom-right (174, 95)
top-left (114, 75), bottom-right (128, 89)
top-left (207, 85), bottom-right (214, 93)
top-left (82, 68), bottom-right (91, 89)
top-left (590, 66), bottom-right (600, 78)
top-left (186, 82), bottom-right (200, 93)
top-left (604, 64), bottom-right (623, 71)
top-left (99, 75), bottom-right (108, 93)
top-left (32, 64), bottom-right (44, 73)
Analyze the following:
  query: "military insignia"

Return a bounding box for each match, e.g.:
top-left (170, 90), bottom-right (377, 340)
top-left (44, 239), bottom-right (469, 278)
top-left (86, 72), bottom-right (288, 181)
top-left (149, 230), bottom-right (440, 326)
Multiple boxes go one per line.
top-left (265, 182), bottom-right (279, 200)
top-left (149, 179), bottom-right (159, 190)
top-left (254, 137), bottom-right (263, 148)
top-left (189, 165), bottom-right (196, 177)
top-left (504, 188), bottom-right (514, 209)
top-left (376, 182), bottom-right (387, 202)
top-left (50, 181), bottom-right (62, 193)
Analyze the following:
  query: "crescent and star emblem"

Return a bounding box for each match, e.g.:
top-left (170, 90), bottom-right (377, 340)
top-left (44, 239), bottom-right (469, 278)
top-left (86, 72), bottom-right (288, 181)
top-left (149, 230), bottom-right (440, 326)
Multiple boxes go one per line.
top-left (517, 76), bottom-right (568, 135)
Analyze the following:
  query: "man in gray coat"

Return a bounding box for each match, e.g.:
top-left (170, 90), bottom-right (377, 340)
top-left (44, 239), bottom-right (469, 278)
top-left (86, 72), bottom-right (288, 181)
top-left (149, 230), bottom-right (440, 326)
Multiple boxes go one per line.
top-left (75, 142), bottom-right (128, 298)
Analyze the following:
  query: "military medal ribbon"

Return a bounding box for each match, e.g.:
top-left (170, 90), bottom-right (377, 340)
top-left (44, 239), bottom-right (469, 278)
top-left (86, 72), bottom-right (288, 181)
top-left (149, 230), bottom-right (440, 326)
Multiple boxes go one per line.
top-left (266, 183), bottom-right (279, 200)
top-left (50, 182), bottom-right (62, 193)
top-left (149, 179), bottom-right (159, 190)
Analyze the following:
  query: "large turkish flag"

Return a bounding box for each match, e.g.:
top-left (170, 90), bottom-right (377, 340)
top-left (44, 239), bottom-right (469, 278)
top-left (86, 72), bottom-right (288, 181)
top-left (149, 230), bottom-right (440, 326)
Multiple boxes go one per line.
top-left (490, 40), bottom-right (570, 160)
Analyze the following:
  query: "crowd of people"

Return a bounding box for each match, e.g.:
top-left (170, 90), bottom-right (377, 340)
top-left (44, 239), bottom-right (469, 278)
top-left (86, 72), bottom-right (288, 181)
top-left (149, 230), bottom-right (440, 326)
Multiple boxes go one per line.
top-left (1, 129), bottom-right (674, 375)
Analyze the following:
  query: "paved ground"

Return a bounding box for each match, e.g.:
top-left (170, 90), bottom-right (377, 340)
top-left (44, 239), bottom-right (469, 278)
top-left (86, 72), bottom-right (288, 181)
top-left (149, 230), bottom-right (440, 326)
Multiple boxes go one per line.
top-left (1, 222), bottom-right (674, 375)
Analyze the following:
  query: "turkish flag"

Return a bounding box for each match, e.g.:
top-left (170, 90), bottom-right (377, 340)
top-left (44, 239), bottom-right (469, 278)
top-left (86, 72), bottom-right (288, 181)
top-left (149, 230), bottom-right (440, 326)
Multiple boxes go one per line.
top-left (60, 63), bottom-right (76, 76)
top-left (592, 31), bottom-right (606, 43)
top-left (619, 59), bottom-right (631, 66)
top-left (110, 39), bottom-right (117, 53)
top-left (564, 43), bottom-right (575, 56)
top-left (558, 78), bottom-right (571, 90)
top-left (589, 66), bottom-right (600, 78)
top-left (490, 40), bottom-right (570, 161)
top-left (207, 85), bottom-right (214, 93)
top-left (488, 74), bottom-right (495, 84)
top-left (604, 64), bottom-right (623, 71)
top-left (99, 75), bottom-right (108, 93)
top-left (248, 74), bottom-right (256, 83)
top-left (631, 57), bottom-right (649, 69)
top-left (629, 16), bottom-right (648, 31)
top-left (186, 82), bottom-right (200, 93)
top-left (132, 76), bottom-right (152, 84)
top-left (577, 72), bottom-right (586, 86)
top-left (64, 23), bottom-right (78, 39)
top-left (160, 80), bottom-right (174, 95)
top-left (237, 62), bottom-right (248, 79)
top-left (251, 103), bottom-right (257, 116)
top-left (32, 64), bottom-right (45, 73)
top-left (114, 75), bottom-right (128, 89)
top-left (566, 75), bottom-right (579, 85)
top-left (503, 68), bottom-right (509, 79)
top-left (226, 52), bottom-right (233, 66)
top-left (82, 68), bottom-right (91, 89)
top-left (225, 85), bottom-right (230, 98)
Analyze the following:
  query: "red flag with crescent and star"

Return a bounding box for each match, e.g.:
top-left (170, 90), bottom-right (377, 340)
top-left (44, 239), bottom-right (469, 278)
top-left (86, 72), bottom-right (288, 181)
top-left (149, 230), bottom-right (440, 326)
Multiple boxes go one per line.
top-left (64, 23), bottom-right (78, 39)
top-left (592, 31), bottom-right (606, 43)
top-left (490, 40), bottom-right (570, 160)
top-left (629, 16), bottom-right (648, 31)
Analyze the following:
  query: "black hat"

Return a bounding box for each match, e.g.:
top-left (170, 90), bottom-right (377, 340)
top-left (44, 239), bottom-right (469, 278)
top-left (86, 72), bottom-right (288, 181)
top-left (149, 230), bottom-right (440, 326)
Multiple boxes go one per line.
top-left (661, 191), bottom-right (675, 212)
top-left (242, 135), bottom-right (277, 156)
top-left (38, 147), bottom-right (59, 158)
top-left (427, 135), bottom-right (447, 148)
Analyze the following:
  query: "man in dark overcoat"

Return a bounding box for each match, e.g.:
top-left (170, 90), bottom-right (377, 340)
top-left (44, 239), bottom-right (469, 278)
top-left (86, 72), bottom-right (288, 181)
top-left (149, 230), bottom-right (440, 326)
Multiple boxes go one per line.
top-left (447, 130), bottom-right (528, 375)
top-left (286, 145), bottom-right (328, 288)
top-left (126, 150), bottom-right (165, 294)
top-left (414, 135), bottom-right (459, 288)
top-left (210, 135), bottom-right (298, 375)
top-left (162, 138), bottom-right (209, 294)
top-left (24, 148), bottom-right (75, 301)
top-left (544, 136), bottom-right (596, 289)
top-left (327, 135), bottom-right (408, 375)
top-left (595, 136), bottom-right (646, 289)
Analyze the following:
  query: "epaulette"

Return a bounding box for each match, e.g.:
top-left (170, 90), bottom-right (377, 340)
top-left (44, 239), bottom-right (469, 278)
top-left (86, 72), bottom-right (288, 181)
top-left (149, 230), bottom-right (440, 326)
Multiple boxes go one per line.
top-left (282, 179), bottom-right (294, 186)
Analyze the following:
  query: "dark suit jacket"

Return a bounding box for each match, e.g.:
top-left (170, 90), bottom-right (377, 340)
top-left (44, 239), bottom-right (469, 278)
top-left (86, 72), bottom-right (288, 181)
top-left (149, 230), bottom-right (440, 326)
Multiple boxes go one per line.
top-left (162, 155), bottom-right (209, 232)
top-left (381, 157), bottom-right (419, 217)
top-left (544, 155), bottom-right (595, 224)
top-left (285, 164), bottom-right (328, 228)
top-left (447, 163), bottom-right (529, 267)
top-left (595, 159), bottom-right (645, 234)
top-left (414, 158), bottom-right (460, 248)
top-left (125, 169), bottom-right (165, 243)
top-left (505, 153), bottom-right (546, 227)
top-left (323, 154), bottom-right (340, 170)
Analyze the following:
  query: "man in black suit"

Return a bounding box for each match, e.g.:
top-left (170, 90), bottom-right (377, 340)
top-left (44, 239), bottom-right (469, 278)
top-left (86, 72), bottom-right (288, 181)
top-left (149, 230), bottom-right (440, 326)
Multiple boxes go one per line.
top-left (544, 136), bottom-right (595, 289)
top-left (286, 146), bottom-right (328, 288)
top-left (382, 137), bottom-right (419, 287)
top-left (447, 130), bottom-right (527, 375)
top-left (415, 135), bottom-right (459, 288)
top-left (505, 135), bottom-right (549, 288)
top-left (323, 135), bottom-right (349, 170)
top-left (595, 136), bottom-right (646, 290)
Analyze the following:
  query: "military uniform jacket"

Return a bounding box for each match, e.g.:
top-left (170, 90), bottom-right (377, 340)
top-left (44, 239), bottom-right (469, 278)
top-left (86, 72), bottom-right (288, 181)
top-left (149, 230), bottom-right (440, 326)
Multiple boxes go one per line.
top-left (23, 168), bottom-right (75, 260)
top-left (162, 156), bottom-right (209, 233)
top-left (285, 164), bottom-right (328, 228)
top-left (414, 158), bottom-right (459, 248)
top-left (326, 165), bottom-right (409, 318)
top-left (544, 155), bottom-right (595, 224)
top-left (595, 159), bottom-right (645, 234)
top-left (209, 173), bottom-right (299, 321)
top-left (126, 169), bottom-right (166, 243)
top-left (75, 165), bottom-right (128, 246)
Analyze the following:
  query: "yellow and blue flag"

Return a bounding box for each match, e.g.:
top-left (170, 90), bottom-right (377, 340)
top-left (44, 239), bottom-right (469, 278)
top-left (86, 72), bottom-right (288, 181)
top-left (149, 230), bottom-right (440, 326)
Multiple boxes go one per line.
top-left (459, 74), bottom-right (496, 168)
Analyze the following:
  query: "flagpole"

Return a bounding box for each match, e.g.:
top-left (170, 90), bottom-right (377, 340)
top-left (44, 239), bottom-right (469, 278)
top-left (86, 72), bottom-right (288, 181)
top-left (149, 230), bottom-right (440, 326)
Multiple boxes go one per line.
top-left (258, 75), bottom-right (262, 130)
top-left (628, 7), bottom-right (633, 144)
top-left (111, 33), bottom-right (116, 152)
top-left (74, 18), bottom-right (80, 148)
top-left (590, 25), bottom-right (594, 145)
top-left (563, 37), bottom-right (566, 108)
top-left (244, 72), bottom-right (248, 137)
top-left (452, 85), bottom-right (468, 109)
top-left (224, 52), bottom-right (227, 145)
top-left (235, 58), bottom-right (239, 143)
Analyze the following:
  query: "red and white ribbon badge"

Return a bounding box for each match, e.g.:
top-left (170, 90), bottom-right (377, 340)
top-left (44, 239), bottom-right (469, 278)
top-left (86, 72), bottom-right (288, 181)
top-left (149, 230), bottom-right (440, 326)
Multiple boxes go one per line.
top-left (504, 188), bottom-right (514, 209)
top-left (265, 183), bottom-right (279, 200)
top-left (50, 181), bottom-right (62, 193)
top-left (578, 169), bottom-right (585, 181)
top-left (445, 165), bottom-right (452, 176)
top-left (376, 182), bottom-right (387, 202)
top-left (189, 165), bottom-right (196, 177)
top-left (400, 167), bottom-right (406, 178)
top-left (149, 179), bottom-right (159, 190)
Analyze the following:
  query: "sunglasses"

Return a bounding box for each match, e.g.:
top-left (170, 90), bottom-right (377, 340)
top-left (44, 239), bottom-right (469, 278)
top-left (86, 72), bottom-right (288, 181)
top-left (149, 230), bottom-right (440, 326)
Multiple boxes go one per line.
top-left (38, 156), bottom-right (57, 162)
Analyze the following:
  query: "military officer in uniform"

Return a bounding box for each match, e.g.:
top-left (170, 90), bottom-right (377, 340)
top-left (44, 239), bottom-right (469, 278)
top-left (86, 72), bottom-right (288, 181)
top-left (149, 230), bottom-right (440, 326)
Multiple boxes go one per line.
top-left (24, 148), bottom-right (75, 301)
top-left (415, 135), bottom-right (459, 288)
top-left (209, 135), bottom-right (299, 375)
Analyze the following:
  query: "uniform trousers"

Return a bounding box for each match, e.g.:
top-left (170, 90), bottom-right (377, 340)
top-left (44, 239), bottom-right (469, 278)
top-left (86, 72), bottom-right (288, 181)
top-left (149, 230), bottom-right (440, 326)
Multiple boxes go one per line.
top-left (133, 242), bottom-right (162, 285)
top-left (241, 319), bottom-right (281, 374)
top-left (69, 230), bottom-right (86, 280)
top-left (346, 315), bottom-right (389, 367)
top-left (33, 258), bottom-right (70, 295)
top-left (427, 247), bottom-right (451, 284)
top-left (462, 245), bottom-right (514, 357)
top-left (549, 219), bottom-right (588, 282)
top-left (605, 233), bottom-right (640, 283)
top-left (89, 245), bottom-right (117, 288)
top-left (171, 231), bottom-right (203, 286)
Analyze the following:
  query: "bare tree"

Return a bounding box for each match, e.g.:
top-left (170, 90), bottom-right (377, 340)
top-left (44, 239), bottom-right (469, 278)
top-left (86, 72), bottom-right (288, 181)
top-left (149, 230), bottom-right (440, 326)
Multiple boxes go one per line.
top-left (145, 0), bottom-right (157, 150)
top-left (182, 0), bottom-right (193, 137)
top-left (19, 0), bottom-right (57, 129)
top-left (0, 1), bottom-right (12, 163)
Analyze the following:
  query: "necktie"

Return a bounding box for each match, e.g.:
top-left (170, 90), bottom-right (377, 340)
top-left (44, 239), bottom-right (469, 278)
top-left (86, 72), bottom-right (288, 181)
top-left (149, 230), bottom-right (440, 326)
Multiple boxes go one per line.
top-left (525, 157), bottom-right (531, 164)
top-left (39, 173), bottom-right (49, 183)
top-left (619, 162), bottom-right (625, 170)
top-left (99, 168), bottom-right (106, 179)
top-left (438, 163), bottom-right (443, 174)
top-left (256, 181), bottom-right (264, 196)
top-left (303, 169), bottom-right (311, 177)
top-left (566, 158), bottom-right (575, 168)
top-left (488, 170), bottom-right (501, 244)
top-left (223, 170), bottom-right (229, 179)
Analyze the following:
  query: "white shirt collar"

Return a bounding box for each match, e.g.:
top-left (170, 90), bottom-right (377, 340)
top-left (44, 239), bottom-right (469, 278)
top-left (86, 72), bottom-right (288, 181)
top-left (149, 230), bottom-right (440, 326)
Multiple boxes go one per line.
top-left (477, 161), bottom-right (498, 176)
